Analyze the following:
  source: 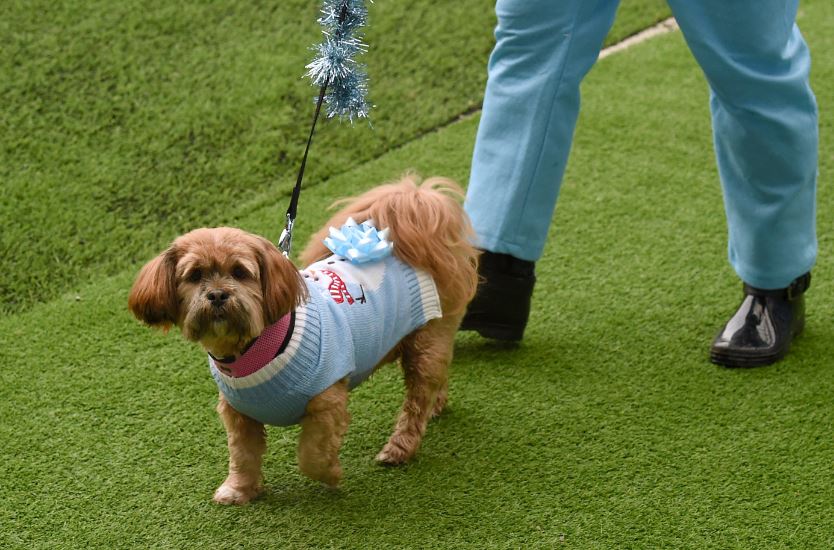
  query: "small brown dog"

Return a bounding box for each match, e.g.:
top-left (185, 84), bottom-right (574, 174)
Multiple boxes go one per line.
top-left (128, 175), bottom-right (478, 504)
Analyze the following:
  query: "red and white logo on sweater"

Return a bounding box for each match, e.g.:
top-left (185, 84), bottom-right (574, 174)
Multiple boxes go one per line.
top-left (320, 269), bottom-right (355, 304)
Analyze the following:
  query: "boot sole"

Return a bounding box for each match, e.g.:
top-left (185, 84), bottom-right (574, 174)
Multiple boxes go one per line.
top-left (709, 349), bottom-right (788, 368)
top-left (710, 320), bottom-right (804, 368)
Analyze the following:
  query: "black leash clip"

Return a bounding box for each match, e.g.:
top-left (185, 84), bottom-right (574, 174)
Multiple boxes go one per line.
top-left (278, 213), bottom-right (295, 257)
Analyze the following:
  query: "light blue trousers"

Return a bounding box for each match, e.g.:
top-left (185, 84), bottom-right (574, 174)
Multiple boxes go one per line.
top-left (466, 0), bottom-right (818, 289)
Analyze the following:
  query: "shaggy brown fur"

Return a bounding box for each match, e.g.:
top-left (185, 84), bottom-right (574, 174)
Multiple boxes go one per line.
top-left (128, 175), bottom-right (479, 504)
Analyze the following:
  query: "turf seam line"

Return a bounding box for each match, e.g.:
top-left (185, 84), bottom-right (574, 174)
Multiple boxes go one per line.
top-left (598, 17), bottom-right (679, 60)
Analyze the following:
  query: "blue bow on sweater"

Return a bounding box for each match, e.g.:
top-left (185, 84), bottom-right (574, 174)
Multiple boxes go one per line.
top-left (323, 217), bottom-right (394, 264)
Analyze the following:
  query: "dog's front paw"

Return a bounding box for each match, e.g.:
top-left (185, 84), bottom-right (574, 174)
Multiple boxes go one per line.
top-left (299, 460), bottom-right (342, 488)
top-left (317, 467), bottom-right (342, 489)
top-left (213, 481), bottom-right (263, 505)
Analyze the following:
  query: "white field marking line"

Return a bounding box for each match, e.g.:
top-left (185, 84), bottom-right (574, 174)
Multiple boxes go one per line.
top-left (599, 17), bottom-right (679, 60)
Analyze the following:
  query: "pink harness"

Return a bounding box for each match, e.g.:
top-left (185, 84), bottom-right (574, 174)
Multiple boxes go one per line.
top-left (212, 313), bottom-right (292, 378)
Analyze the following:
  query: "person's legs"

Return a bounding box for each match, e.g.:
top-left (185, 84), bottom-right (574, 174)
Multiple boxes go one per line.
top-left (667, 0), bottom-right (818, 366)
top-left (462, 0), bottom-right (619, 340)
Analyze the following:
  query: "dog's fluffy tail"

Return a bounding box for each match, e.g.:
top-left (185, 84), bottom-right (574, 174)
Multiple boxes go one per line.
top-left (300, 174), bottom-right (480, 315)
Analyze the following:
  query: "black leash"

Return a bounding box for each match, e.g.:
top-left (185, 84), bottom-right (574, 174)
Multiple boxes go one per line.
top-left (277, 84), bottom-right (328, 257)
top-left (278, 2), bottom-right (350, 257)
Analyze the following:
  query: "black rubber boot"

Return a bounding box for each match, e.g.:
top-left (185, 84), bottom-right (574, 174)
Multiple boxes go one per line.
top-left (710, 272), bottom-right (810, 368)
top-left (460, 251), bottom-right (536, 341)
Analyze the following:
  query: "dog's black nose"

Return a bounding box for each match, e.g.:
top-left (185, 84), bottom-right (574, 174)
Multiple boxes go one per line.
top-left (207, 290), bottom-right (230, 307)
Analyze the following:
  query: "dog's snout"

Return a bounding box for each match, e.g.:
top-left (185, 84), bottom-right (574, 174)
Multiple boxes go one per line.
top-left (207, 290), bottom-right (230, 307)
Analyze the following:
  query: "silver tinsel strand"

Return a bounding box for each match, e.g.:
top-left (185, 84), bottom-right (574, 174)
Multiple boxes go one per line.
top-left (305, 0), bottom-right (371, 121)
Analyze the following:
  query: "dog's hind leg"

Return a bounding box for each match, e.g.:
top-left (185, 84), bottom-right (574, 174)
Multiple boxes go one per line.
top-left (298, 379), bottom-right (350, 488)
top-left (214, 395), bottom-right (267, 505)
top-left (376, 314), bottom-right (459, 465)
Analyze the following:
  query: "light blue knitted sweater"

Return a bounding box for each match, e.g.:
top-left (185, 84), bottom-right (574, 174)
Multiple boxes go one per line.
top-left (209, 254), bottom-right (442, 426)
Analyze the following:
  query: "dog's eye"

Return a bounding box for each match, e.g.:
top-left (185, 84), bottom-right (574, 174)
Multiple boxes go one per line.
top-left (231, 265), bottom-right (248, 280)
top-left (187, 269), bottom-right (203, 283)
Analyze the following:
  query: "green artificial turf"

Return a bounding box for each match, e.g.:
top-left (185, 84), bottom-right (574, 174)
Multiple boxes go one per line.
top-left (3, 0), bottom-right (833, 547)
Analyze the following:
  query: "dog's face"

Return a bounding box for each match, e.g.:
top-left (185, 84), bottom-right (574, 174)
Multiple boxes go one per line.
top-left (129, 227), bottom-right (307, 356)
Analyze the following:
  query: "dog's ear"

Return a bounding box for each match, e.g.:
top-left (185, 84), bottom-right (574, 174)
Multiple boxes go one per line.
top-left (128, 247), bottom-right (180, 330)
top-left (255, 236), bottom-right (308, 325)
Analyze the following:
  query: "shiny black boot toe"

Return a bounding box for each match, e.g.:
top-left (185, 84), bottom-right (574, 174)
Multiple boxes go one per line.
top-left (710, 272), bottom-right (810, 368)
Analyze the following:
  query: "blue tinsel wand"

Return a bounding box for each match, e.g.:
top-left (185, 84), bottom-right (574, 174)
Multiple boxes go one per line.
top-left (306, 0), bottom-right (372, 121)
top-left (278, 0), bottom-right (372, 257)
